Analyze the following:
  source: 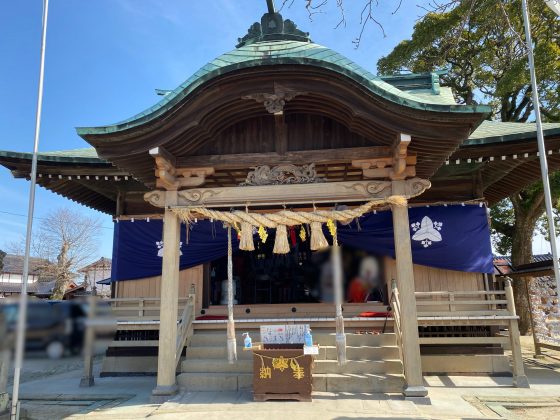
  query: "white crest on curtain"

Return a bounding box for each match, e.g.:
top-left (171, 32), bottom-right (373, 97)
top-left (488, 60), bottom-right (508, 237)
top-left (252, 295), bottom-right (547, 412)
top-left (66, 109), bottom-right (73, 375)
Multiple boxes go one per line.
top-left (411, 216), bottom-right (443, 248)
top-left (156, 241), bottom-right (183, 257)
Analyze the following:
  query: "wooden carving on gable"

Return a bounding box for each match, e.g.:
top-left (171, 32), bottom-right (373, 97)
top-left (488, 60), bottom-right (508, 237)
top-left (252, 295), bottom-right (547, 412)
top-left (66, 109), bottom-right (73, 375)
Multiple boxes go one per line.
top-left (241, 163), bottom-right (324, 186)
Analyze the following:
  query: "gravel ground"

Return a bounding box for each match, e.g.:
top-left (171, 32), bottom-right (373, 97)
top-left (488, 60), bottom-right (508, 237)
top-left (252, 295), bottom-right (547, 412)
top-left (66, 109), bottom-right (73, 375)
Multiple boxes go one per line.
top-left (6, 353), bottom-right (102, 388)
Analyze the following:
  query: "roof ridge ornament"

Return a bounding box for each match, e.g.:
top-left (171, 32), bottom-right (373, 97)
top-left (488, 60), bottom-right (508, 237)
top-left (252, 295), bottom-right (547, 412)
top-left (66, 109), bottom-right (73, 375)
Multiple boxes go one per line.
top-left (236, 5), bottom-right (311, 48)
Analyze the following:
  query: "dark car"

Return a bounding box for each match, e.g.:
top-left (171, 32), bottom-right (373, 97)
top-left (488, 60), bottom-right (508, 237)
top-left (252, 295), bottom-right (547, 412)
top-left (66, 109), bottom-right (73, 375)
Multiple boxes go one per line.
top-left (0, 300), bottom-right (87, 359)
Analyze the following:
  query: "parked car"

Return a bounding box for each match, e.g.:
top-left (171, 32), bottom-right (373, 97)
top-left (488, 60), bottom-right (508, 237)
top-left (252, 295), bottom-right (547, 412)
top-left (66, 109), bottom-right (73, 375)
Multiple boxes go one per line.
top-left (0, 300), bottom-right (87, 359)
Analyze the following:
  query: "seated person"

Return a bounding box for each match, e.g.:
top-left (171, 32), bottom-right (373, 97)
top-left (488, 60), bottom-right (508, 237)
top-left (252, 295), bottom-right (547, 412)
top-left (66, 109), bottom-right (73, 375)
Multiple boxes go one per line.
top-left (347, 256), bottom-right (384, 303)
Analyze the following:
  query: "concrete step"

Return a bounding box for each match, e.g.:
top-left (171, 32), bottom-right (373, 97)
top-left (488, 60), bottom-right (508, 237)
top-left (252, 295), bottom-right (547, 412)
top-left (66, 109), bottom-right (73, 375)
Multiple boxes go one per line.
top-left (178, 371), bottom-right (404, 393)
top-left (189, 332), bottom-right (396, 347)
top-left (313, 373), bottom-right (405, 393)
top-left (181, 358), bottom-right (253, 373)
top-left (316, 345), bottom-right (400, 361)
top-left (177, 372), bottom-right (252, 391)
top-left (185, 344), bottom-right (399, 361)
top-left (181, 358), bottom-right (402, 375)
top-left (313, 359), bottom-right (403, 375)
top-left (185, 346), bottom-right (254, 359)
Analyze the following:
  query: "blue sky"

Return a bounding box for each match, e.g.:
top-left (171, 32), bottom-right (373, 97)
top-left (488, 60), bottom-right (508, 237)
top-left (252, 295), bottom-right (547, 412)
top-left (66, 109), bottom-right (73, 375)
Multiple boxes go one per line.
top-left (0, 0), bottom-right (554, 261)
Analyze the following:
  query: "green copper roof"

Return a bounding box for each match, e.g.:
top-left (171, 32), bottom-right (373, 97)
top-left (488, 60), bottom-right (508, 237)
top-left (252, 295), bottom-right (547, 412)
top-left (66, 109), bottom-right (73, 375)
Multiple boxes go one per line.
top-left (466, 121), bottom-right (560, 145)
top-left (76, 39), bottom-right (490, 137)
top-left (0, 148), bottom-right (105, 164)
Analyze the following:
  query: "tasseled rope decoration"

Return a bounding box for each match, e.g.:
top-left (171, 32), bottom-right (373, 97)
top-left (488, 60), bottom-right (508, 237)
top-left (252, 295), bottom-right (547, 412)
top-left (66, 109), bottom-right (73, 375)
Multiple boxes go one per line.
top-left (239, 221), bottom-right (255, 251)
top-left (172, 196), bottom-right (408, 253)
top-left (226, 226), bottom-right (237, 364)
top-left (310, 221), bottom-right (329, 251)
top-left (273, 224), bottom-right (290, 254)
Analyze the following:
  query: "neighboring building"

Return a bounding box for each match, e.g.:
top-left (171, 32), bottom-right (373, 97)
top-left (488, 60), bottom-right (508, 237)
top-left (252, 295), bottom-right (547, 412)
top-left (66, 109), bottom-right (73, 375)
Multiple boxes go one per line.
top-left (0, 253), bottom-right (86, 299)
top-left (0, 279), bottom-right (85, 300)
top-left (78, 257), bottom-right (112, 297)
top-left (0, 253), bottom-right (52, 298)
top-left (0, 253), bottom-right (49, 284)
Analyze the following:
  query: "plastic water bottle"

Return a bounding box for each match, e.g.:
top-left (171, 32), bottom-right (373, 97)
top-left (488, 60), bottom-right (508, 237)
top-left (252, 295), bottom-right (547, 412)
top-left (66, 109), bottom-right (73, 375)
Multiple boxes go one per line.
top-left (304, 327), bottom-right (313, 347)
top-left (243, 332), bottom-right (252, 349)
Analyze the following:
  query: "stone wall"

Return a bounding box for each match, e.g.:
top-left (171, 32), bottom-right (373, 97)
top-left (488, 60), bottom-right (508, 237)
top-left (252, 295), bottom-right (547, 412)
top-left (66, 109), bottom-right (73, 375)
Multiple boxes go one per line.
top-left (529, 276), bottom-right (560, 346)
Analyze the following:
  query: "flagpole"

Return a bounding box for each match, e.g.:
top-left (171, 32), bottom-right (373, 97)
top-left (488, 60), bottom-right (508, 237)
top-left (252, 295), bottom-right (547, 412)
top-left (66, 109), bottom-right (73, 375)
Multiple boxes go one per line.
top-left (521, 0), bottom-right (560, 305)
top-left (10, 0), bottom-right (49, 418)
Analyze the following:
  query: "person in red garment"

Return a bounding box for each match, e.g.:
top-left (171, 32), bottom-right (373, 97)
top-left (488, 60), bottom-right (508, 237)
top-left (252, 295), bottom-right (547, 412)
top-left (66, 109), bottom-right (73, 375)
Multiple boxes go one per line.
top-left (347, 257), bottom-right (382, 303)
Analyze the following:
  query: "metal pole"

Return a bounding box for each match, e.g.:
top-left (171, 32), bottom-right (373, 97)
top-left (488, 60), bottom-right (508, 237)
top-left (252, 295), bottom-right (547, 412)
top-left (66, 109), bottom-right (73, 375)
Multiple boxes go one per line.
top-left (521, 0), bottom-right (560, 306)
top-left (10, 0), bottom-right (49, 418)
top-left (266, 0), bottom-right (276, 13)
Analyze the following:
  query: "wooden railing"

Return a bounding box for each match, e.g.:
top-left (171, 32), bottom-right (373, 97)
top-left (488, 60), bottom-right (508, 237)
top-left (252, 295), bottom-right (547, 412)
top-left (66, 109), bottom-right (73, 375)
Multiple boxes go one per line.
top-left (413, 282), bottom-right (529, 387)
top-left (106, 297), bottom-right (191, 325)
top-left (102, 290), bottom-right (197, 368)
top-left (390, 280), bottom-right (406, 378)
top-left (415, 290), bottom-right (509, 316)
top-left (175, 286), bottom-right (196, 368)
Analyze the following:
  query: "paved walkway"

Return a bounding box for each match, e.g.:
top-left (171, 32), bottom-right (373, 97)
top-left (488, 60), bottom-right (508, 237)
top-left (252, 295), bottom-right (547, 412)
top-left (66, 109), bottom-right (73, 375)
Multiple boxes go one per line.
top-left (6, 341), bottom-right (560, 419)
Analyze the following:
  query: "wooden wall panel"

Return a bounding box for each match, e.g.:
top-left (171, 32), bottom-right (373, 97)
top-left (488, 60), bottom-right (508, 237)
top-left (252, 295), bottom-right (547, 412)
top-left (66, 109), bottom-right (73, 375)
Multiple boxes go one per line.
top-left (384, 257), bottom-right (484, 292)
top-left (286, 114), bottom-right (373, 151)
top-left (115, 265), bottom-right (204, 314)
top-left (194, 116), bottom-right (276, 155)
top-left (191, 113), bottom-right (376, 158)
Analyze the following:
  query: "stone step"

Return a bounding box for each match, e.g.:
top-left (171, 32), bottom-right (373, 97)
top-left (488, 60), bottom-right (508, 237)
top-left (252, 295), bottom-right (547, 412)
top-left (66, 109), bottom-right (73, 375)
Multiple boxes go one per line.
top-left (313, 373), bottom-right (405, 393)
top-left (181, 358), bottom-right (253, 373)
top-left (181, 358), bottom-right (402, 375)
top-left (313, 359), bottom-right (403, 375)
top-left (189, 332), bottom-right (396, 347)
top-left (185, 346), bottom-right (254, 359)
top-left (316, 345), bottom-right (400, 361)
top-left (185, 344), bottom-right (400, 361)
top-left (178, 371), bottom-right (404, 393)
top-left (177, 372), bottom-right (252, 391)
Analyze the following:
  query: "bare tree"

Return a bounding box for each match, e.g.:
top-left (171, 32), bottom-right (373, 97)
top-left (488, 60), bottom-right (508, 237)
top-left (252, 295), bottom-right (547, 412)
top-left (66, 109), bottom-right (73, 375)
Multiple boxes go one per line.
top-left (33, 208), bottom-right (102, 299)
top-left (281, 0), bottom-right (405, 47)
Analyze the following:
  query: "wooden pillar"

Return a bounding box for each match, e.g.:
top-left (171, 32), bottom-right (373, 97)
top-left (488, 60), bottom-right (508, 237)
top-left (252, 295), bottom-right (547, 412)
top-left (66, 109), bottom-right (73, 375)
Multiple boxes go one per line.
top-left (505, 279), bottom-right (530, 387)
top-left (152, 191), bottom-right (181, 400)
top-left (79, 294), bottom-right (96, 387)
top-left (391, 180), bottom-right (427, 398)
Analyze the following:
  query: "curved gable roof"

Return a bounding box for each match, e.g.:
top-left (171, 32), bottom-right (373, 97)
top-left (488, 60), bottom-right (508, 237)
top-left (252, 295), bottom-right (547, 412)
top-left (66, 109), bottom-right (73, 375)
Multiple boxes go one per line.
top-left (76, 39), bottom-right (489, 137)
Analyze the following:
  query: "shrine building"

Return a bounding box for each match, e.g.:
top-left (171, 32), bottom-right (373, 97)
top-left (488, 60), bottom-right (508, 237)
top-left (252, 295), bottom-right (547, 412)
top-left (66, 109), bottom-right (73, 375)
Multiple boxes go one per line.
top-left (3, 4), bottom-right (560, 400)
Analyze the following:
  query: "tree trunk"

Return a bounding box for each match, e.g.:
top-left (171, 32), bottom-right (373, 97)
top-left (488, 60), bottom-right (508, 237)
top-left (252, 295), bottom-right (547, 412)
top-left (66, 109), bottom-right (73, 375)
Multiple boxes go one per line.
top-left (50, 242), bottom-right (71, 300)
top-left (50, 272), bottom-right (72, 300)
top-left (510, 219), bottom-right (534, 335)
top-left (510, 194), bottom-right (544, 335)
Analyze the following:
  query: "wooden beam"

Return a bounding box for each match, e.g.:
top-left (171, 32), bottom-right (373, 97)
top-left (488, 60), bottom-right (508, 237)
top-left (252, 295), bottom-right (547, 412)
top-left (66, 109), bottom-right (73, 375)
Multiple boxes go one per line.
top-left (353, 156), bottom-right (416, 179)
top-left (176, 146), bottom-right (392, 170)
top-left (149, 146), bottom-right (176, 168)
top-left (352, 134), bottom-right (416, 180)
top-left (144, 177), bottom-right (431, 208)
top-left (150, 146), bottom-right (214, 190)
top-left (390, 133), bottom-right (412, 180)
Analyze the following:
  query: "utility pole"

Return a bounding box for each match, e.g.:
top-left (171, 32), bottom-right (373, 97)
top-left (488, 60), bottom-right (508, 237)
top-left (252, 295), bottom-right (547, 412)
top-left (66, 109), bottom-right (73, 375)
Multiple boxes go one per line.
top-left (11, 1), bottom-right (49, 418)
top-left (521, 0), bottom-right (560, 306)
